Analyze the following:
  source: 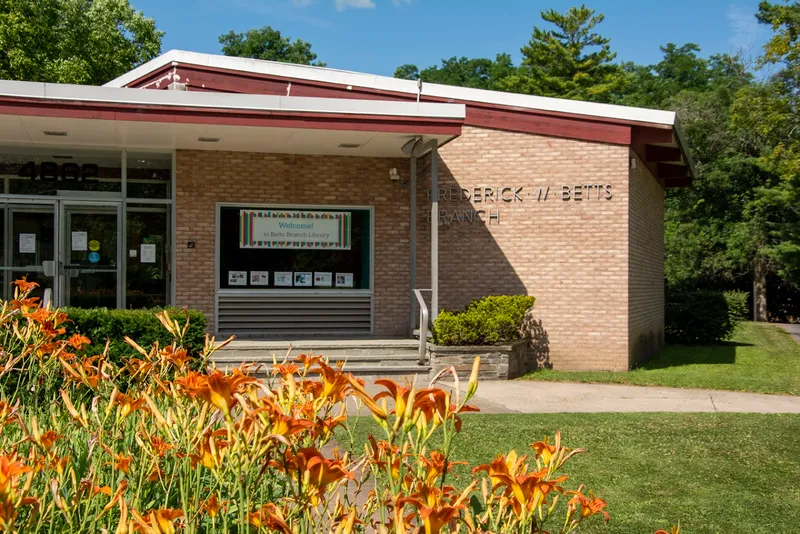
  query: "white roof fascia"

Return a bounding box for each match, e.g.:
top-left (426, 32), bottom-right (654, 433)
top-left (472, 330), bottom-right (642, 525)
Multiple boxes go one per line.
top-left (104, 50), bottom-right (677, 127)
top-left (0, 79), bottom-right (466, 120)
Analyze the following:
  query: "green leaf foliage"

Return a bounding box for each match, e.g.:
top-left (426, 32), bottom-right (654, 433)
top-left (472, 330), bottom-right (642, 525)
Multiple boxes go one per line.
top-left (61, 307), bottom-right (206, 364)
top-left (432, 295), bottom-right (535, 346)
top-left (219, 25), bottom-right (325, 66)
top-left (0, 0), bottom-right (163, 85)
top-left (665, 290), bottom-right (748, 344)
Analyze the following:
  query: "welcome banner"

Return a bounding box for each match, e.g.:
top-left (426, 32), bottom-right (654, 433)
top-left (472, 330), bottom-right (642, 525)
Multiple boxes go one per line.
top-left (239, 210), bottom-right (352, 250)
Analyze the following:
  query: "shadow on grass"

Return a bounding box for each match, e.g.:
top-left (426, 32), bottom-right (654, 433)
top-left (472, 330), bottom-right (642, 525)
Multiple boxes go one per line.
top-left (637, 340), bottom-right (752, 370)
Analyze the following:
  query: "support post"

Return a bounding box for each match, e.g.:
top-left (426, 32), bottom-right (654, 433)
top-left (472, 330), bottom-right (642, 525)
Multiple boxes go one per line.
top-left (409, 155), bottom-right (417, 334)
top-left (431, 144), bottom-right (439, 322)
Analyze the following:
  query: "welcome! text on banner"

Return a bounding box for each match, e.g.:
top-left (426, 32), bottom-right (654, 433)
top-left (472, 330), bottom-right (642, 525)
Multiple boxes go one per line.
top-left (239, 210), bottom-right (352, 250)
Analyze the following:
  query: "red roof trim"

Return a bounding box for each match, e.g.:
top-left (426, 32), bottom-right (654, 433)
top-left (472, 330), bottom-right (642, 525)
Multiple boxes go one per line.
top-left (0, 96), bottom-right (463, 136)
top-left (127, 63), bottom-right (664, 145)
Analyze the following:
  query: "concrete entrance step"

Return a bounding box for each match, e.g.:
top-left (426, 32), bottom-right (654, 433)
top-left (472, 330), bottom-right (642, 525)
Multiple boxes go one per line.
top-left (212, 338), bottom-right (430, 378)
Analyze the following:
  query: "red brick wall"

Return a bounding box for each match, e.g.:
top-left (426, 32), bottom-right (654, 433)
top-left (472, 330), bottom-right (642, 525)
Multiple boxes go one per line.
top-left (174, 150), bottom-right (411, 337)
top-left (628, 151), bottom-right (665, 365)
top-left (175, 126), bottom-right (666, 371)
top-left (417, 126), bottom-right (632, 371)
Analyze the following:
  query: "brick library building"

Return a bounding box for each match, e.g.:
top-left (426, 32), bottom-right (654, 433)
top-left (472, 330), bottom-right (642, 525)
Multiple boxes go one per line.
top-left (0, 50), bottom-right (693, 371)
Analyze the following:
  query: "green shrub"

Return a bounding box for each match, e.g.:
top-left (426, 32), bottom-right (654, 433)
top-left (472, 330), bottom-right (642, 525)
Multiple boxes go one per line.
top-left (433, 295), bottom-right (535, 346)
top-left (62, 307), bottom-right (206, 362)
top-left (724, 290), bottom-right (749, 323)
top-left (665, 289), bottom-right (748, 344)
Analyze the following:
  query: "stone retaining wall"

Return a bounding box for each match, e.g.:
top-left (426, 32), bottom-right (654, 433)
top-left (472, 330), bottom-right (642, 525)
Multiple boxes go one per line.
top-left (427, 340), bottom-right (531, 380)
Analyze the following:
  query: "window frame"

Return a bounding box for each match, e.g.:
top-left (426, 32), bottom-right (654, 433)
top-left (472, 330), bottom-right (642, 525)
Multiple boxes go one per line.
top-left (214, 201), bottom-right (375, 296)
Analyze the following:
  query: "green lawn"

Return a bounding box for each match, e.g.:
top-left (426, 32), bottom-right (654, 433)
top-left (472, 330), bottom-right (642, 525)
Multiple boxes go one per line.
top-left (339, 413), bottom-right (800, 534)
top-left (522, 322), bottom-right (800, 395)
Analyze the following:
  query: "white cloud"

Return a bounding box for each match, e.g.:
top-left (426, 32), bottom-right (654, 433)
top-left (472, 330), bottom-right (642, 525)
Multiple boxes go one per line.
top-left (335, 0), bottom-right (376, 10)
top-left (292, 0), bottom-right (317, 6)
top-left (392, 0), bottom-right (412, 4)
top-left (727, 4), bottom-right (765, 50)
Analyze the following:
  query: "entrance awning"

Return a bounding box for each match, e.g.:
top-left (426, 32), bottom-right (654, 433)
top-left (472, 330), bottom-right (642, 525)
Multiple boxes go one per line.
top-left (0, 80), bottom-right (465, 156)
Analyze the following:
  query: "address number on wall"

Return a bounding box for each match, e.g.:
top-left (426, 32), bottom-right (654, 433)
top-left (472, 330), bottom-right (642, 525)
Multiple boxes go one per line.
top-left (17, 161), bottom-right (99, 182)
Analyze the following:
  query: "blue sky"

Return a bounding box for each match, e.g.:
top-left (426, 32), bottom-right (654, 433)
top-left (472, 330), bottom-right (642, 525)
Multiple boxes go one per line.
top-left (130, 0), bottom-right (771, 76)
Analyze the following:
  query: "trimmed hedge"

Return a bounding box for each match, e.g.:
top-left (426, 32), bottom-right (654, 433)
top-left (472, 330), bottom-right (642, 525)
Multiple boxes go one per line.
top-left (432, 295), bottom-right (536, 346)
top-left (62, 307), bottom-right (207, 362)
top-left (665, 290), bottom-right (749, 344)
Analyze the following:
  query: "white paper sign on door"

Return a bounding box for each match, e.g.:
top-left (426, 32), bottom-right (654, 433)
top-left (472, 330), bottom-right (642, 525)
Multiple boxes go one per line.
top-left (71, 231), bottom-right (88, 251)
top-left (19, 234), bottom-right (36, 254)
top-left (140, 244), bottom-right (156, 263)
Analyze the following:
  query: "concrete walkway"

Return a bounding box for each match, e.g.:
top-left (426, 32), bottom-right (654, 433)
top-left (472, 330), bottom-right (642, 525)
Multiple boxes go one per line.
top-left (778, 323), bottom-right (800, 344)
top-left (350, 379), bottom-right (800, 414)
top-left (454, 380), bottom-right (800, 414)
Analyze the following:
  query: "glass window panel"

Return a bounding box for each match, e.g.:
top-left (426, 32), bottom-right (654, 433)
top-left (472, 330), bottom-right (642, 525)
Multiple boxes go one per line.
top-left (126, 204), bottom-right (170, 308)
top-left (218, 206), bottom-right (371, 290)
top-left (0, 147), bottom-right (122, 196)
top-left (126, 153), bottom-right (171, 199)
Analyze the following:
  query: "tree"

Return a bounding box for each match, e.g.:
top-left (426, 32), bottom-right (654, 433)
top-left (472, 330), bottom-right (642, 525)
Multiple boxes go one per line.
top-left (219, 26), bottom-right (325, 66)
top-left (0, 0), bottom-right (163, 85)
top-left (728, 1), bottom-right (800, 319)
top-left (394, 54), bottom-right (517, 90)
top-left (497, 5), bottom-right (625, 101)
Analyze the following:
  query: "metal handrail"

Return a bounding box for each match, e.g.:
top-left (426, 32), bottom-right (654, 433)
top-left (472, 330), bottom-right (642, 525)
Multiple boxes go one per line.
top-left (413, 289), bottom-right (431, 365)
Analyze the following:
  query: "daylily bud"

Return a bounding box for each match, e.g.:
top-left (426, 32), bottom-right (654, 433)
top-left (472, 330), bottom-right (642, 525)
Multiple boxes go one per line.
top-left (466, 356), bottom-right (481, 401)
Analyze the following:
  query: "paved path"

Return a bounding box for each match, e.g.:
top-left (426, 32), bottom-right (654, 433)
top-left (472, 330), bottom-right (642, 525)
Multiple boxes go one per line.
top-left (458, 380), bottom-right (800, 414)
top-left (778, 323), bottom-right (800, 343)
top-left (350, 379), bottom-right (800, 415)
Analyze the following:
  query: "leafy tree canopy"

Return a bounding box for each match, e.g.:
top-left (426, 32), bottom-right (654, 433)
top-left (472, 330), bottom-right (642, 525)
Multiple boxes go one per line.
top-left (394, 54), bottom-right (516, 90)
top-left (0, 0), bottom-right (163, 85)
top-left (497, 5), bottom-right (625, 101)
top-left (219, 26), bottom-right (325, 66)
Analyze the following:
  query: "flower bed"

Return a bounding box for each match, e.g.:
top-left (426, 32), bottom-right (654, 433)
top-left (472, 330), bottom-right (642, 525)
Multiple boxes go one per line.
top-left (0, 279), bottom-right (678, 533)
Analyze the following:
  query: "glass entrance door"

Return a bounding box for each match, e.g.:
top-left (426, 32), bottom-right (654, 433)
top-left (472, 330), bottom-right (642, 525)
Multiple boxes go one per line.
top-left (0, 202), bottom-right (57, 303)
top-left (59, 202), bottom-right (121, 308)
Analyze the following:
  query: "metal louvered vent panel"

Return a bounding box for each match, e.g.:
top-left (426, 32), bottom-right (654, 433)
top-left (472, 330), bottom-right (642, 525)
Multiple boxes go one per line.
top-left (217, 293), bottom-right (373, 337)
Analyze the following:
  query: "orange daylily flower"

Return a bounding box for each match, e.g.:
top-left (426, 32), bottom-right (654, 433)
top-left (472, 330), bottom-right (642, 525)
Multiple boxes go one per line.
top-left (310, 362), bottom-right (353, 403)
top-left (196, 369), bottom-right (257, 415)
top-left (399, 483), bottom-right (476, 534)
top-left (200, 494), bottom-right (225, 518)
top-left (67, 334), bottom-right (91, 350)
top-left (297, 354), bottom-right (323, 370)
top-left (311, 414), bottom-right (347, 441)
top-left (174, 371), bottom-right (207, 398)
top-left (107, 453), bottom-right (132, 474)
top-left (374, 378), bottom-right (415, 417)
top-left (115, 393), bottom-right (149, 419)
top-left (420, 450), bottom-right (465, 487)
top-left (189, 429), bottom-right (228, 471)
top-left (13, 278), bottom-right (38, 294)
top-left (248, 503), bottom-right (291, 533)
top-left (473, 451), bottom-right (565, 516)
top-left (0, 402), bottom-right (15, 428)
top-left (274, 448), bottom-right (354, 504)
top-left (0, 453), bottom-right (31, 495)
top-left (272, 362), bottom-right (300, 377)
top-left (37, 430), bottom-right (62, 452)
top-left (655, 526), bottom-right (681, 534)
top-left (567, 489), bottom-right (610, 523)
top-left (414, 388), bottom-right (479, 431)
top-left (132, 508), bottom-right (183, 534)
top-left (146, 435), bottom-right (173, 458)
top-left (161, 346), bottom-right (190, 369)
